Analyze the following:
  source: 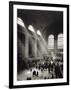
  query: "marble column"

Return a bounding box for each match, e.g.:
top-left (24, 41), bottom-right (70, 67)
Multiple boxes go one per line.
top-left (34, 38), bottom-right (37, 57)
top-left (30, 37), bottom-right (37, 57)
top-left (54, 35), bottom-right (57, 54)
top-left (24, 33), bottom-right (29, 58)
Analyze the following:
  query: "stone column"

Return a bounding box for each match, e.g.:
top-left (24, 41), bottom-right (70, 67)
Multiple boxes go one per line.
top-left (24, 33), bottom-right (29, 58)
top-left (34, 38), bottom-right (37, 57)
top-left (30, 37), bottom-right (37, 57)
top-left (54, 35), bottom-right (57, 54)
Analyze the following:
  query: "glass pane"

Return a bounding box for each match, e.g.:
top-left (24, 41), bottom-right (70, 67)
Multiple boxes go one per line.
top-left (48, 35), bottom-right (54, 49)
top-left (58, 33), bottom-right (63, 49)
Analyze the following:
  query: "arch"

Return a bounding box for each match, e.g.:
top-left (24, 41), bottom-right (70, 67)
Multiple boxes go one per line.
top-left (48, 34), bottom-right (54, 49)
top-left (49, 35), bottom-right (54, 39)
top-left (28, 25), bottom-right (35, 33)
top-left (37, 30), bottom-right (41, 36)
top-left (17, 17), bottom-right (25, 28)
top-left (57, 33), bottom-right (63, 49)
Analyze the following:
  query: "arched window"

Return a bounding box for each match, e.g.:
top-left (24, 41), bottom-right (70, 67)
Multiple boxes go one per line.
top-left (37, 30), bottom-right (41, 36)
top-left (57, 34), bottom-right (63, 49)
top-left (17, 17), bottom-right (25, 28)
top-left (28, 25), bottom-right (35, 33)
top-left (48, 35), bottom-right (54, 49)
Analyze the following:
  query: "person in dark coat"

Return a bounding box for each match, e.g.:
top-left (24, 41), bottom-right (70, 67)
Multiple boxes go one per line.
top-left (33, 70), bottom-right (36, 76)
top-left (48, 61), bottom-right (51, 73)
top-left (55, 62), bottom-right (63, 78)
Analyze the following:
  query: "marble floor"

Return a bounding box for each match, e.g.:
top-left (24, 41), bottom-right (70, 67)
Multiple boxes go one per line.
top-left (17, 68), bottom-right (54, 81)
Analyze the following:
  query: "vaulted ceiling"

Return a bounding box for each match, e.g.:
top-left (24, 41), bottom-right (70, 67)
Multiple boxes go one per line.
top-left (17, 9), bottom-right (63, 41)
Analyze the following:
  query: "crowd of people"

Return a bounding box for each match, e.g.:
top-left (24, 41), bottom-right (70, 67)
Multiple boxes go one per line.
top-left (27, 56), bottom-right (63, 79)
top-left (17, 55), bottom-right (63, 80)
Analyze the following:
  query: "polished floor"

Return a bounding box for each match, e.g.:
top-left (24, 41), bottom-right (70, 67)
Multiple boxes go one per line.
top-left (17, 68), bottom-right (55, 81)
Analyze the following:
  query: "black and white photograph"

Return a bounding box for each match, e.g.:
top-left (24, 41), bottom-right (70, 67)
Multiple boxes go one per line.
top-left (17, 9), bottom-right (63, 81)
top-left (9, 1), bottom-right (69, 88)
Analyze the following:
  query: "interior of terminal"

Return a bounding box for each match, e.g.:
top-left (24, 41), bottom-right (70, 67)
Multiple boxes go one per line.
top-left (17, 9), bottom-right (63, 80)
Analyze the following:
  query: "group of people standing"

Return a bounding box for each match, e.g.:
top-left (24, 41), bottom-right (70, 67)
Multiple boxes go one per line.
top-left (31, 57), bottom-right (63, 79)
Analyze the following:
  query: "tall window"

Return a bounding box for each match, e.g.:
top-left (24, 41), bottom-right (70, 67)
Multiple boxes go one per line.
top-left (57, 34), bottom-right (63, 49)
top-left (48, 35), bottom-right (54, 49)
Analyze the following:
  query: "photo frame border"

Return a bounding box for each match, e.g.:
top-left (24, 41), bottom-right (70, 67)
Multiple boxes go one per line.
top-left (9, 1), bottom-right (69, 88)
